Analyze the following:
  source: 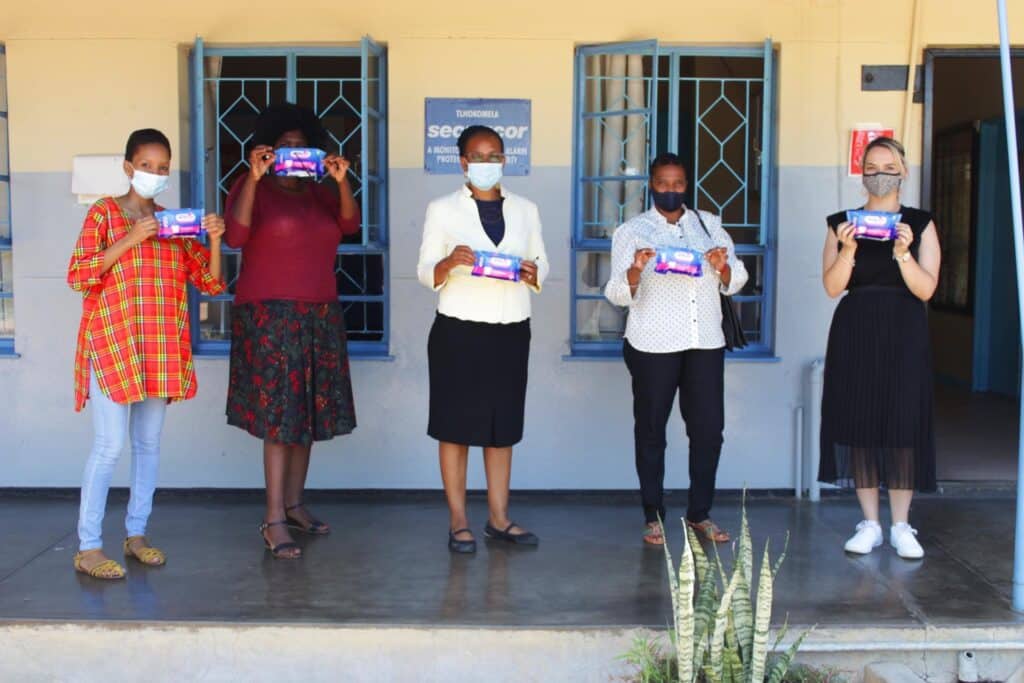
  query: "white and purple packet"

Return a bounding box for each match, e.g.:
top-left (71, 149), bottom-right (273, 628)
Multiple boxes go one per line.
top-left (472, 251), bottom-right (522, 282)
top-left (155, 209), bottom-right (204, 239)
top-left (847, 209), bottom-right (901, 241)
top-left (273, 147), bottom-right (326, 179)
top-left (654, 246), bottom-right (704, 277)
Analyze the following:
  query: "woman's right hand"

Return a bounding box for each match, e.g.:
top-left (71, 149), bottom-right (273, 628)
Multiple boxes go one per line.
top-left (630, 248), bottom-right (656, 274)
top-left (443, 245), bottom-right (477, 272)
top-left (127, 216), bottom-right (159, 246)
top-left (836, 221), bottom-right (859, 252)
top-left (248, 145), bottom-right (275, 182)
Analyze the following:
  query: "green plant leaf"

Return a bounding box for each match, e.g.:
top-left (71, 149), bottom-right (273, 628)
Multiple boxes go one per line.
top-left (767, 626), bottom-right (815, 683)
top-left (677, 517), bottom-right (697, 683)
top-left (710, 566), bottom-right (741, 680)
top-left (749, 539), bottom-right (773, 683)
top-left (687, 524), bottom-right (710, 580)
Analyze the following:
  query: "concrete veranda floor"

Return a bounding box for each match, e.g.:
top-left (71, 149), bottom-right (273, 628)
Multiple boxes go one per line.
top-left (0, 490), bottom-right (1019, 629)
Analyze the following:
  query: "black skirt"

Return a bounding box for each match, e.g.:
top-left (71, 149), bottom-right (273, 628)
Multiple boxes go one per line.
top-left (427, 312), bottom-right (531, 448)
top-left (226, 300), bottom-right (356, 446)
top-left (819, 287), bottom-right (936, 491)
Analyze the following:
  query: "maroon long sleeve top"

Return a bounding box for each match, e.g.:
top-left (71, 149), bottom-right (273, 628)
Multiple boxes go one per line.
top-left (224, 176), bottom-right (361, 304)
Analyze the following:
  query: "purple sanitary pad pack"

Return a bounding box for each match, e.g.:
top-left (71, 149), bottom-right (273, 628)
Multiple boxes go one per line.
top-left (273, 147), bottom-right (326, 179)
top-left (155, 209), bottom-right (204, 239)
top-left (847, 210), bottom-right (901, 241)
top-left (654, 246), bottom-right (704, 277)
top-left (472, 251), bottom-right (522, 282)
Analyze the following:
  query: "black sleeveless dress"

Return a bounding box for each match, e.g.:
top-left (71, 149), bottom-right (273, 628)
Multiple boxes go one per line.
top-left (818, 206), bottom-right (937, 492)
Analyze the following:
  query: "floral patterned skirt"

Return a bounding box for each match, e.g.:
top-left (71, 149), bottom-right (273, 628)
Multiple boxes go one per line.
top-left (227, 300), bottom-right (356, 445)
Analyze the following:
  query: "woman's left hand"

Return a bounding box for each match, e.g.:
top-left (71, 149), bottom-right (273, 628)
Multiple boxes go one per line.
top-left (520, 260), bottom-right (539, 286)
top-left (203, 214), bottom-right (226, 243)
top-left (705, 246), bottom-right (729, 274)
top-left (893, 222), bottom-right (914, 258)
top-left (324, 154), bottom-right (351, 186)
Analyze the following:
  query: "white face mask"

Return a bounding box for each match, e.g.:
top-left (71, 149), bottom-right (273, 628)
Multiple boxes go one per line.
top-left (466, 163), bottom-right (503, 191)
top-left (130, 168), bottom-right (170, 199)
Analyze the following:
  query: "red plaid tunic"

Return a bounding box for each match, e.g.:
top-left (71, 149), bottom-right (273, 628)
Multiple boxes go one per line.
top-left (68, 197), bottom-right (226, 412)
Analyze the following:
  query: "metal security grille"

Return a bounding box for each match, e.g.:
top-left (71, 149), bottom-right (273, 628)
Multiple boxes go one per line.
top-left (189, 39), bottom-right (389, 356)
top-left (571, 41), bottom-right (775, 357)
top-left (0, 45), bottom-right (12, 353)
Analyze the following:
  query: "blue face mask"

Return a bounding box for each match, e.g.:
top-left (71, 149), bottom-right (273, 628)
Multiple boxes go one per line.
top-left (130, 168), bottom-right (170, 199)
top-left (466, 163), bottom-right (503, 191)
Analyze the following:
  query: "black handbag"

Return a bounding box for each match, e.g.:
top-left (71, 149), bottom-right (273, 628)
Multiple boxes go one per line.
top-left (693, 211), bottom-right (748, 351)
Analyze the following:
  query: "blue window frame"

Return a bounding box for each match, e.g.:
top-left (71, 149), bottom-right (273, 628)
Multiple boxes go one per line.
top-left (188, 38), bottom-right (389, 357)
top-left (0, 45), bottom-right (13, 354)
top-left (570, 40), bottom-right (777, 358)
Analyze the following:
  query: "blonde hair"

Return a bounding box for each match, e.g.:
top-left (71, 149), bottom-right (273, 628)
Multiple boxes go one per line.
top-left (862, 137), bottom-right (908, 176)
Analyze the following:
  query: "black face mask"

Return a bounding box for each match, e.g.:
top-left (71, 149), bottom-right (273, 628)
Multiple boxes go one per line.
top-left (651, 190), bottom-right (686, 213)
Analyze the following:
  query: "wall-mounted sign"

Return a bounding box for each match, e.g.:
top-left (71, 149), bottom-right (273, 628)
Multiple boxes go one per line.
top-left (425, 98), bottom-right (531, 175)
top-left (849, 125), bottom-right (895, 176)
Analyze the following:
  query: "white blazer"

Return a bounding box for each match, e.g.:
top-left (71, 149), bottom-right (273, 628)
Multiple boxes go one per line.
top-left (417, 184), bottom-right (549, 324)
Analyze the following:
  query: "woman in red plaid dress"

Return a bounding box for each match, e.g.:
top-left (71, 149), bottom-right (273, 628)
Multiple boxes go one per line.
top-left (67, 129), bottom-right (227, 579)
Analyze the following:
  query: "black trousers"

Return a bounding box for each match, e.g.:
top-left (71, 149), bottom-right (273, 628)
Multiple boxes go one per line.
top-left (623, 341), bottom-right (726, 525)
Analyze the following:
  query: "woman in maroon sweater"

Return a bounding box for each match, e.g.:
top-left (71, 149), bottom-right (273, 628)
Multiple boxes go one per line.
top-left (224, 104), bottom-right (360, 559)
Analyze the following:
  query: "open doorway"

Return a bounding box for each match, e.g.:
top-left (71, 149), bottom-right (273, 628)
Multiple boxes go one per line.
top-left (924, 50), bottom-right (1023, 481)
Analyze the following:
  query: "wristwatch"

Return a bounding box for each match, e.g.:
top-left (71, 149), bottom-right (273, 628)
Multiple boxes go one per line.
top-left (893, 251), bottom-right (911, 263)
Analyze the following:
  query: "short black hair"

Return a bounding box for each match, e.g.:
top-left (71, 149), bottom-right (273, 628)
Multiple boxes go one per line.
top-left (649, 152), bottom-right (688, 179)
top-left (125, 129), bottom-right (171, 161)
top-left (252, 103), bottom-right (329, 150)
top-left (457, 125), bottom-right (504, 157)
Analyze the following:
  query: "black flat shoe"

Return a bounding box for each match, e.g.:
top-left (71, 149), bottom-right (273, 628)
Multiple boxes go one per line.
top-left (448, 528), bottom-right (477, 554)
top-left (484, 522), bottom-right (539, 546)
top-left (285, 502), bottom-right (330, 535)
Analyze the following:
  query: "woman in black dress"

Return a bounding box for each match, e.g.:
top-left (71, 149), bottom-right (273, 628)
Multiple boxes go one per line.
top-left (819, 137), bottom-right (941, 559)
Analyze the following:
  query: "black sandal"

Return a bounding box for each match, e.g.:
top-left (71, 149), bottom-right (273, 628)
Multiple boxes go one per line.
top-left (483, 521), bottom-right (539, 546)
top-left (448, 528), bottom-right (477, 554)
top-left (285, 502), bottom-right (330, 535)
top-left (259, 520), bottom-right (302, 559)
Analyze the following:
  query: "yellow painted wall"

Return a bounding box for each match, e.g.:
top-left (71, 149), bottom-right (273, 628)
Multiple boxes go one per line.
top-left (4, 0), bottom-right (1024, 172)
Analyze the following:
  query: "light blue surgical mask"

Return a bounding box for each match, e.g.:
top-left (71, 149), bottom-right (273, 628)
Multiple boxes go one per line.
top-left (466, 163), bottom-right (503, 191)
top-left (130, 168), bottom-right (170, 199)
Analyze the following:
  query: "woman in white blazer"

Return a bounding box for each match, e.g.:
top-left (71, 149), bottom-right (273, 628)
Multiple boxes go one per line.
top-left (417, 126), bottom-right (549, 554)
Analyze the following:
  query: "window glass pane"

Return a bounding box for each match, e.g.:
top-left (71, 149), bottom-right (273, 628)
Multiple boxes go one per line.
top-left (575, 299), bottom-right (626, 343)
top-left (0, 50), bottom-right (7, 112)
top-left (583, 54), bottom-right (653, 114)
top-left (575, 251), bottom-right (613, 296)
top-left (737, 252), bottom-right (764, 297)
top-left (736, 300), bottom-right (763, 343)
top-left (336, 253), bottom-right (384, 297)
top-left (0, 250), bottom-right (11, 293)
top-left (582, 179), bottom-right (647, 240)
top-left (0, 124), bottom-right (8, 176)
top-left (0, 298), bottom-right (14, 337)
top-left (198, 300), bottom-right (231, 341)
top-left (0, 180), bottom-right (9, 242)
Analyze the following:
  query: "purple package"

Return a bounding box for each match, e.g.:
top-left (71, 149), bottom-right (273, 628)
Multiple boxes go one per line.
top-left (471, 251), bottom-right (522, 282)
top-left (273, 147), bottom-right (326, 179)
top-left (654, 246), bottom-right (704, 277)
top-left (155, 209), bottom-right (204, 239)
top-left (846, 209), bottom-right (901, 241)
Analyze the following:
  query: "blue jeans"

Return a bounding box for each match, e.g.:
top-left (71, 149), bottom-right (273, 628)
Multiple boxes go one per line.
top-left (77, 367), bottom-right (168, 552)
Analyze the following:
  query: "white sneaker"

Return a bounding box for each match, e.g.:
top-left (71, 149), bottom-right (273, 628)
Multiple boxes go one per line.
top-left (890, 523), bottom-right (924, 559)
top-left (844, 520), bottom-right (883, 554)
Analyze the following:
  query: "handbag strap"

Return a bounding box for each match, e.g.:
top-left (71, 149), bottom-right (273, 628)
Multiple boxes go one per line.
top-left (690, 207), bottom-right (712, 239)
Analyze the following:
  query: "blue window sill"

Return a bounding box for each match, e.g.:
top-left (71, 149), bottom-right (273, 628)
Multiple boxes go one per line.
top-left (563, 344), bottom-right (780, 363)
top-left (0, 340), bottom-right (17, 358)
top-left (0, 352), bottom-right (20, 359)
top-left (194, 343), bottom-right (393, 362)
